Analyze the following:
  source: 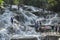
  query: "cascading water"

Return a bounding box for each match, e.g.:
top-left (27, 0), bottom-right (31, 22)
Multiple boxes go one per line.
top-left (0, 5), bottom-right (40, 40)
top-left (19, 8), bottom-right (38, 25)
top-left (0, 5), bottom-right (59, 40)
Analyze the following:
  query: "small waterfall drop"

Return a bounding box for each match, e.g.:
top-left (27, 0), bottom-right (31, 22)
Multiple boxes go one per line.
top-left (0, 5), bottom-right (59, 40)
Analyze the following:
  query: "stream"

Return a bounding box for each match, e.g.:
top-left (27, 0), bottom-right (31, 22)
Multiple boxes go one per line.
top-left (0, 5), bottom-right (59, 40)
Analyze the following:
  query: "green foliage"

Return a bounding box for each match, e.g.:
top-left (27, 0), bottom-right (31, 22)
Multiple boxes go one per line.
top-left (0, 0), bottom-right (60, 12)
top-left (48, 0), bottom-right (57, 6)
top-left (23, 0), bottom-right (60, 12)
top-left (0, 0), bottom-right (4, 5)
top-left (14, 0), bottom-right (19, 5)
top-left (23, 0), bottom-right (48, 8)
top-left (23, 0), bottom-right (56, 8)
top-left (0, 0), bottom-right (4, 8)
top-left (13, 0), bottom-right (23, 5)
top-left (0, 0), bottom-right (3, 3)
top-left (47, 0), bottom-right (60, 12)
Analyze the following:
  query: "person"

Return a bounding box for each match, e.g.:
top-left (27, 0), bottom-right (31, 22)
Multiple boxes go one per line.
top-left (35, 21), bottom-right (39, 32)
top-left (39, 21), bottom-right (42, 26)
top-left (11, 17), bottom-right (13, 24)
top-left (39, 21), bottom-right (42, 28)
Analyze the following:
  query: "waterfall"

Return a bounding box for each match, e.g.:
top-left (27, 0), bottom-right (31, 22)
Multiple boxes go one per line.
top-left (0, 5), bottom-right (59, 40)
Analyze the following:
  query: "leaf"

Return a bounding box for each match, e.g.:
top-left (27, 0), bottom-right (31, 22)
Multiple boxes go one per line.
top-left (14, 0), bottom-right (19, 5)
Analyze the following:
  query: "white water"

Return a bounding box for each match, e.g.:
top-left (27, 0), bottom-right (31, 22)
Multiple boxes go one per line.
top-left (0, 5), bottom-right (59, 40)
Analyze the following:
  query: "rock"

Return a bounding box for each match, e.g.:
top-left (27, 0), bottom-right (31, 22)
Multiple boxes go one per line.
top-left (10, 5), bottom-right (18, 11)
top-left (11, 35), bottom-right (38, 40)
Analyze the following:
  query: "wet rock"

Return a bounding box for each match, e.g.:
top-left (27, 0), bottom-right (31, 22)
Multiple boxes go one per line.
top-left (7, 26), bottom-right (15, 34)
top-left (11, 37), bottom-right (37, 40)
top-left (19, 26), bottom-right (26, 31)
top-left (14, 15), bottom-right (20, 21)
top-left (33, 12), bottom-right (40, 16)
top-left (0, 8), bottom-right (5, 15)
top-left (11, 35), bottom-right (38, 40)
top-left (10, 5), bottom-right (18, 11)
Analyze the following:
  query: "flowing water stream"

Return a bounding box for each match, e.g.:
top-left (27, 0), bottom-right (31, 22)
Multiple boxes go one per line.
top-left (0, 5), bottom-right (59, 40)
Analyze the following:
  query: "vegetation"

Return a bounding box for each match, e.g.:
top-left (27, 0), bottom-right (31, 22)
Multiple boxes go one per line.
top-left (0, 0), bottom-right (60, 12)
top-left (0, 0), bottom-right (4, 8)
top-left (47, 0), bottom-right (60, 12)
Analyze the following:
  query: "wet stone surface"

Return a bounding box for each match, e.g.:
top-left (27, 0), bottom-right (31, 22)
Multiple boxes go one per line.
top-left (11, 37), bottom-right (37, 40)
